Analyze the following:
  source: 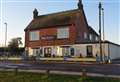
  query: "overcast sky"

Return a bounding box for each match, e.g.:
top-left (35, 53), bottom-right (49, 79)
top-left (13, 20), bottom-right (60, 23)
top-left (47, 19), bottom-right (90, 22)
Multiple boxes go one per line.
top-left (0, 0), bottom-right (120, 46)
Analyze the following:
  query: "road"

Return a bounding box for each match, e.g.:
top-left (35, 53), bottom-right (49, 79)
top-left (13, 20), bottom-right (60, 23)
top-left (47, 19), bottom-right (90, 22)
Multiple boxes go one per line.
top-left (0, 60), bottom-right (120, 75)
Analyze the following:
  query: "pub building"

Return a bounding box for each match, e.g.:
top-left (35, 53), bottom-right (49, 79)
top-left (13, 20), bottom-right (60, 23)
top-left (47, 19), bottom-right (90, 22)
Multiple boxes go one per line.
top-left (24, 0), bottom-right (120, 60)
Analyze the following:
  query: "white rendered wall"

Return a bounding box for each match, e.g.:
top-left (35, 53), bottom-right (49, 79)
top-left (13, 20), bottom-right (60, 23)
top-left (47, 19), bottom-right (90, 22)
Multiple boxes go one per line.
top-left (27, 43), bottom-right (120, 59)
top-left (72, 45), bottom-right (87, 57)
top-left (72, 43), bottom-right (109, 58)
top-left (109, 44), bottom-right (120, 59)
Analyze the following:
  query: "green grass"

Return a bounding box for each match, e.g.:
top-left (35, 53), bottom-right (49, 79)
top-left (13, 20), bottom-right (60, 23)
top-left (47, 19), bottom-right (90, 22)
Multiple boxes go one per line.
top-left (0, 71), bottom-right (120, 82)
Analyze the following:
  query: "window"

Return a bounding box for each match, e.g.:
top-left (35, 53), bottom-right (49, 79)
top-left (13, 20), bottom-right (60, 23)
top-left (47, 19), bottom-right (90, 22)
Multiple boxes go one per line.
top-left (40, 48), bottom-right (43, 55)
top-left (84, 32), bottom-right (87, 39)
top-left (86, 46), bottom-right (93, 57)
top-left (70, 48), bottom-right (74, 56)
top-left (57, 27), bottom-right (69, 39)
top-left (63, 48), bottom-right (70, 56)
top-left (89, 34), bottom-right (92, 40)
top-left (29, 31), bottom-right (39, 41)
top-left (44, 47), bottom-right (52, 57)
top-left (96, 36), bottom-right (98, 41)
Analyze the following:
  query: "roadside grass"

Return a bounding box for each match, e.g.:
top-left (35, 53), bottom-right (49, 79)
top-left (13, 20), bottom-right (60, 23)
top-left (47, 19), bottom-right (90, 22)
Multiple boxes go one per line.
top-left (0, 71), bottom-right (120, 82)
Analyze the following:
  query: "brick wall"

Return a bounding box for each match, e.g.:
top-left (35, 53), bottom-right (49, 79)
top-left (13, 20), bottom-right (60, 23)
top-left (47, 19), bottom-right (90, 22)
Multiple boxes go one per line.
top-left (25, 24), bottom-right (76, 48)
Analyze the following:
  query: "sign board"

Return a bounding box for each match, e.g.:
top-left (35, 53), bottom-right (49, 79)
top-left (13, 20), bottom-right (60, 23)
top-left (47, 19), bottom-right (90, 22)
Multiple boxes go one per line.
top-left (41, 35), bottom-right (56, 40)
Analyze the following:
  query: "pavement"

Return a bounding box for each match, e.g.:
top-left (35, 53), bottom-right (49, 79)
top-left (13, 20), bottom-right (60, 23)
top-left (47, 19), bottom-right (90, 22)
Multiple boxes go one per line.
top-left (0, 60), bottom-right (120, 78)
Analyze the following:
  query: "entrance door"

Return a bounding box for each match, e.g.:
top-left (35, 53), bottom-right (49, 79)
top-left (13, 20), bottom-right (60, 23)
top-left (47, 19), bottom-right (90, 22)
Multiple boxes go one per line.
top-left (86, 46), bottom-right (93, 57)
top-left (44, 47), bottom-right (52, 57)
top-left (70, 48), bottom-right (74, 56)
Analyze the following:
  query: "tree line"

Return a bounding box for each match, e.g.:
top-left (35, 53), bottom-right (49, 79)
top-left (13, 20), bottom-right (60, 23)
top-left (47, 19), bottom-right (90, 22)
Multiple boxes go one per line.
top-left (0, 37), bottom-right (24, 57)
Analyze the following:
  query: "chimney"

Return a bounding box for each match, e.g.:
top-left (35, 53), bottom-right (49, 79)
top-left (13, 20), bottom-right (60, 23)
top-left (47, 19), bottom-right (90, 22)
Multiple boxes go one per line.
top-left (33, 8), bottom-right (38, 19)
top-left (78, 0), bottom-right (83, 9)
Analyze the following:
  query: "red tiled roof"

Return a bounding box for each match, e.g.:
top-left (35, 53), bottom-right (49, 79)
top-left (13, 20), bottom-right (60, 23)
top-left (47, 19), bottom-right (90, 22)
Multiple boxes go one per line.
top-left (25, 9), bottom-right (80, 31)
top-left (24, 8), bottom-right (99, 37)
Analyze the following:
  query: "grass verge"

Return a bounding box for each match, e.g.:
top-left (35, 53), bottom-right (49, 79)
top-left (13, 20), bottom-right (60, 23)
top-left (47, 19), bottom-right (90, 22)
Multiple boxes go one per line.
top-left (0, 71), bottom-right (119, 82)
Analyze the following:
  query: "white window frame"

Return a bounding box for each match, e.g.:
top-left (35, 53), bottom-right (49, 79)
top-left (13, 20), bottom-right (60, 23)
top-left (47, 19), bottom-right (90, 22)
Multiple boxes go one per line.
top-left (84, 32), bottom-right (87, 39)
top-left (57, 27), bottom-right (69, 39)
top-left (29, 31), bottom-right (39, 41)
top-left (89, 34), bottom-right (92, 41)
top-left (96, 36), bottom-right (99, 41)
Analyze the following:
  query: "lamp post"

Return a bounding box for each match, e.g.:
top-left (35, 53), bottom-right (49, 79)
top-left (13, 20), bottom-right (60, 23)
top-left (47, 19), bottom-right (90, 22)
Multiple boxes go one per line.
top-left (98, 2), bottom-right (103, 63)
top-left (4, 22), bottom-right (7, 47)
top-left (4, 22), bottom-right (7, 60)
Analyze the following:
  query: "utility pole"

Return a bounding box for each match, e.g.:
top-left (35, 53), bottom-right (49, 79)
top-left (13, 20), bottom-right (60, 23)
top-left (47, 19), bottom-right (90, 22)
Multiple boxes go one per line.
top-left (99, 2), bottom-right (103, 62)
top-left (102, 8), bottom-right (105, 62)
top-left (102, 8), bottom-right (105, 41)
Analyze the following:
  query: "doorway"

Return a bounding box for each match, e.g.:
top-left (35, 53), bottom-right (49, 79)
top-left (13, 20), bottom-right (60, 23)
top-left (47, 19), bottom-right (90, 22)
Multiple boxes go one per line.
top-left (44, 47), bottom-right (52, 57)
top-left (86, 45), bottom-right (93, 57)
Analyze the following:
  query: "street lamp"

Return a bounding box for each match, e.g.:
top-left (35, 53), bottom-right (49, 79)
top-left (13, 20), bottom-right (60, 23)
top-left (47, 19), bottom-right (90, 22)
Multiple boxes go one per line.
top-left (4, 22), bottom-right (7, 47)
top-left (4, 22), bottom-right (7, 60)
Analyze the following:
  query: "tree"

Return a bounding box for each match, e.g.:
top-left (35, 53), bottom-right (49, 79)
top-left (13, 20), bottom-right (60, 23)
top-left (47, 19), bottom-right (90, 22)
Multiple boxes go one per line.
top-left (8, 37), bottom-right (23, 48)
top-left (8, 37), bottom-right (23, 56)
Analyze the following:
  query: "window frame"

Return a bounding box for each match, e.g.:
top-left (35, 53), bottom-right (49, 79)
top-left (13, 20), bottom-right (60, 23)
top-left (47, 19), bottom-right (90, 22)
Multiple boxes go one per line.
top-left (29, 31), bottom-right (39, 41)
top-left (89, 34), bottom-right (92, 41)
top-left (57, 27), bottom-right (69, 39)
top-left (95, 36), bottom-right (99, 41)
top-left (84, 32), bottom-right (87, 39)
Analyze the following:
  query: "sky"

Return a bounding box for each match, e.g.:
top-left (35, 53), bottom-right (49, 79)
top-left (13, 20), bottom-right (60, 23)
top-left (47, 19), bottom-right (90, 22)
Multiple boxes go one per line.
top-left (0, 0), bottom-right (120, 46)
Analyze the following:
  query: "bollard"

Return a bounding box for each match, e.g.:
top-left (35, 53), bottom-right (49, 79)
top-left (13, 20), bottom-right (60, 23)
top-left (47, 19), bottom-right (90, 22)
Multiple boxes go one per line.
top-left (15, 68), bottom-right (18, 75)
top-left (46, 69), bottom-right (50, 76)
top-left (46, 69), bottom-right (50, 75)
top-left (82, 69), bottom-right (87, 77)
top-left (44, 69), bottom-right (50, 78)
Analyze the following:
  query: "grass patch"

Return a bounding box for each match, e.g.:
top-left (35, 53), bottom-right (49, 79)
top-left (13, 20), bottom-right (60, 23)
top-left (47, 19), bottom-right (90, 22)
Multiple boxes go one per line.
top-left (0, 71), bottom-right (119, 82)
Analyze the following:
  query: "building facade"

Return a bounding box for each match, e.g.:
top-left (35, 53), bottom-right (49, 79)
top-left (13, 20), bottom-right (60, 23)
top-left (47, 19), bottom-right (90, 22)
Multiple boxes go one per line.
top-left (24, 0), bottom-right (120, 60)
top-left (24, 0), bottom-right (99, 57)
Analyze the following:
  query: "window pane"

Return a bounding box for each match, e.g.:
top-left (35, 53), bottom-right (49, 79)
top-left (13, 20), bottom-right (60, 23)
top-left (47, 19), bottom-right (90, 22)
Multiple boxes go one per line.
top-left (96, 36), bottom-right (98, 41)
top-left (57, 27), bottom-right (69, 39)
top-left (89, 34), bottom-right (92, 40)
top-left (29, 31), bottom-right (39, 41)
top-left (84, 32), bottom-right (87, 39)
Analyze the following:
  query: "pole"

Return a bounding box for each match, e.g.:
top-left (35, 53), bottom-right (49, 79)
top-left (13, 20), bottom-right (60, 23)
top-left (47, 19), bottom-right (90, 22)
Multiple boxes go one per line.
top-left (102, 8), bottom-right (105, 62)
top-left (4, 22), bottom-right (7, 60)
top-left (102, 8), bottom-right (105, 41)
top-left (4, 23), bottom-right (7, 47)
top-left (99, 2), bottom-right (103, 62)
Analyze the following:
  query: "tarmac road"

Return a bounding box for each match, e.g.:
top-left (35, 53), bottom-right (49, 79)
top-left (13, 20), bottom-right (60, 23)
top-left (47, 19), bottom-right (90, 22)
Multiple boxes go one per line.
top-left (0, 60), bottom-right (120, 75)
